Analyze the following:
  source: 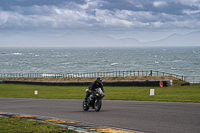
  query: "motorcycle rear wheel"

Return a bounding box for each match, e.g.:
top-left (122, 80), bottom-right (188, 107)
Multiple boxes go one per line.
top-left (94, 99), bottom-right (102, 112)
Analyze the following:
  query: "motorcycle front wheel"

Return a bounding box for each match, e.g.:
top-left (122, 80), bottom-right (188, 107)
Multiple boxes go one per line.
top-left (83, 101), bottom-right (89, 111)
top-left (94, 99), bottom-right (102, 112)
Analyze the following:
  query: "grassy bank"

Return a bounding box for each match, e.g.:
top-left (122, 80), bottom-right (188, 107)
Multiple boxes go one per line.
top-left (0, 76), bottom-right (179, 82)
top-left (0, 117), bottom-right (76, 133)
top-left (0, 80), bottom-right (199, 102)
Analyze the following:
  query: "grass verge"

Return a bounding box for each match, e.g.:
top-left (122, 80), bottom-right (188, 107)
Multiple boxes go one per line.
top-left (0, 80), bottom-right (199, 102)
top-left (0, 117), bottom-right (76, 133)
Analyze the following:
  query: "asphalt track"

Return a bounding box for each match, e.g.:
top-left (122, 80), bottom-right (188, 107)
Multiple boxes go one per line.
top-left (0, 97), bottom-right (200, 133)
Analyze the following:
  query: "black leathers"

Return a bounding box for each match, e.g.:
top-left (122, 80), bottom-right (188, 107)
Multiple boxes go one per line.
top-left (89, 81), bottom-right (104, 92)
top-left (85, 81), bottom-right (104, 99)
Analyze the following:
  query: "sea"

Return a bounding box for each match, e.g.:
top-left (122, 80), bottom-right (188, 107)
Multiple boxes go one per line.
top-left (0, 47), bottom-right (200, 76)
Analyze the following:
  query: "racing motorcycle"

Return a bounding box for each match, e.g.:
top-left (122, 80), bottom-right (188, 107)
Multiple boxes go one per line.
top-left (83, 88), bottom-right (105, 112)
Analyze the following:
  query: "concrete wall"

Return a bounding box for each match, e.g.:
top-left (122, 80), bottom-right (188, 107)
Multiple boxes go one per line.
top-left (3, 80), bottom-right (172, 87)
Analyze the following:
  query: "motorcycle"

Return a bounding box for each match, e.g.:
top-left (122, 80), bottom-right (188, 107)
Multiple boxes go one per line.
top-left (83, 88), bottom-right (105, 112)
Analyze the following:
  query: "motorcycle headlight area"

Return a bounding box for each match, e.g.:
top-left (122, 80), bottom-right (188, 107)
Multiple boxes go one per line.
top-left (89, 95), bottom-right (94, 100)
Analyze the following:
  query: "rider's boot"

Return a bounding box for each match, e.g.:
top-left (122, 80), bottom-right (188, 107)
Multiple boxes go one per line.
top-left (84, 97), bottom-right (88, 102)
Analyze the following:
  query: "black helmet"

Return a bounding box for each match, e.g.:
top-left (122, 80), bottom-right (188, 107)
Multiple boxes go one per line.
top-left (96, 77), bottom-right (102, 83)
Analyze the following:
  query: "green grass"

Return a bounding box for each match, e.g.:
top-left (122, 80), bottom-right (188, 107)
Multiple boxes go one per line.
top-left (105, 84), bottom-right (200, 102)
top-left (0, 117), bottom-right (76, 133)
top-left (0, 81), bottom-right (200, 102)
top-left (1, 81), bottom-right (199, 132)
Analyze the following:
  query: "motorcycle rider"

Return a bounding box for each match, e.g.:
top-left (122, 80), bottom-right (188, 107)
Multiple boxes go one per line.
top-left (84, 77), bottom-right (104, 101)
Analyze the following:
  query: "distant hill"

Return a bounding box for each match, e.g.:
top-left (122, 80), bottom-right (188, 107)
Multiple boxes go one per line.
top-left (143, 31), bottom-right (200, 46)
top-left (0, 31), bottom-right (199, 47)
top-left (0, 33), bottom-right (140, 47)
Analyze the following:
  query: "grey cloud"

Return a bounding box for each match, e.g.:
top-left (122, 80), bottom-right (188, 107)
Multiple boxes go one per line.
top-left (182, 9), bottom-right (200, 15)
top-left (177, 0), bottom-right (200, 7)
top-left (0, 0), bottom-right (200, 31)
top-left (11, 5), bottom-right (54, 15)
top-left (0, 0), bottom-right (85, 9)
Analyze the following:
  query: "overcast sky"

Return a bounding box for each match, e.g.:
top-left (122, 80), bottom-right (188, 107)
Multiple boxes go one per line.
top-left (1, 0), bottom-right (200, 42)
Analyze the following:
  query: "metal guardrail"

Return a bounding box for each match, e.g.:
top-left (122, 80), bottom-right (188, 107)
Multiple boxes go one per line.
top-left (0, 70), bottom-right (199, 83)
top-left (0, 70), bottom-right (177, 77)
top-left (183, 76), bottom-right (200, 84)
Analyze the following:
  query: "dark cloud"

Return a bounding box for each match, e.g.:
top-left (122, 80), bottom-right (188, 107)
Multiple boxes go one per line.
top-left (0, 0), bottom-right (85, 9)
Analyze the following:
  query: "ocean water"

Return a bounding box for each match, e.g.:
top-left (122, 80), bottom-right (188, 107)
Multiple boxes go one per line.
top-left (0, 47), bottom-right (200, 76)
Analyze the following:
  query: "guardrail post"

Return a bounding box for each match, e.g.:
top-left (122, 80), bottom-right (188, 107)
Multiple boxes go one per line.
top-left (193, 77), bottom-right (194, 83)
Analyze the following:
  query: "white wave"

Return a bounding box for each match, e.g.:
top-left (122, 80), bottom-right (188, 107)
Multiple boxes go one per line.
top-left (12, 53), bottom-right (22, 55)
top-left (2, 62), bottom-right (9, 65)
top-left (161, 60), bottom-right (182, 63)
top-left (110, 63), bottom-right (119, 66)
top-left (172, 60), bottom-right (182, 62)
top-left (62, 62), bottom-right (70, 65)
top-left (171, 67), bottom-right (176, 70)
top-left (35, 55), bottom-right (39, 57)
top-left (155, 61), bottom-right (159, 63)
top-left (193, 51), bottom-right (198, 54)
